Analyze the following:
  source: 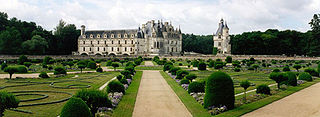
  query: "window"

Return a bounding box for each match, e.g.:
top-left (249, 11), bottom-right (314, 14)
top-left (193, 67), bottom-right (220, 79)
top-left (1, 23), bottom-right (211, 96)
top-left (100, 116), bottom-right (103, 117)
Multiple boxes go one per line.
top-left (176, 48), bottom-right (177, 52)
top-left (90, 34), bottom-right (93, 38)
top-left (118, 34), bottom-right (121, 38)
top-left (97, 47), bottom-right (99, 51)
top-left (83, 47), bottom-right (85, 51)
top-left (124, 34), bottom-right (127, 38)
top-left (83, 41), bottom-right (85, 44)
top-left (130, 48), bottom-right (133, 51)
top-left (131, 34), bottom-right (134, 38)
top-left (111, 34), bottom-right (114, 38)
top-left (104, 48), bottom-right (106, 51)
top-left (131, 40), bottom-right (133, 44)
top-left (91, 41), bottom-right (92, 44)
top-left (125, 40), bottom-right (127, 44)
top-left (90, 47), bottom-right (91, 51)
top-left (125, 47), bottom-right (127, 51)
top-left (83, 35), bottom-right (86, 38)
top-left (117, 48), bottom-right (119, 51)
top-left (97, 34), bottom-right (100, 38)
top-left (104, 34), bottom-right (107, 38)
top-left (104, 41), bottom-right (106, 44)
top-left (112, 47), bottom-right (114, 51)
top-left (112, 40), bottom-right (114, 44)
top-left (118, 40), bottom-right (120, 44)
top-left (97, 41), bottom-right (99, 44)
top-left (218, 42), bottom-right (221, 46)
top-left (171, 47), bottom-right (173, 52)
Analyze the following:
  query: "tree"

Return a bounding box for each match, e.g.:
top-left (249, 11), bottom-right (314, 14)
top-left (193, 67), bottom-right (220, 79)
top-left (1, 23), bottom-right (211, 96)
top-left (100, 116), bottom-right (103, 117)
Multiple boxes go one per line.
top-left (74, 89), bottom-right (112, 117)
top-left (240, 80), bottom-right (250, 103)
top-left (18, 55), bottom-right (28, 65)
top-left (293, 64), bottom-right (302, 72)
top-left (225, 56), bottom-right (232, 63)
top-left (0, 91), bottom-right (20, 117)
top-left (60, 97), bottom-right (92, 117)
top-left (120, 60), bottom-right (126, 66)
top-left (87, 61), bottom-right (97, 69)
top-left (23, 62), bottom-right (32, 68)
top-left (251, 64), bottom-right (260, 72)
top-left (21, 35), bottom-right (48, 55)
top-left (111, 62), bottom-right (120, 71)
top-left (308, 14), bottom-right (320, 56)
top-left (269, 72), bottom-right (288, 89)
top-left (0, 27), bottom-right (23, 54)
top-left (77, 61), bottom-right (87, 73)
top-left (4, 67), bottom-right (18, 79)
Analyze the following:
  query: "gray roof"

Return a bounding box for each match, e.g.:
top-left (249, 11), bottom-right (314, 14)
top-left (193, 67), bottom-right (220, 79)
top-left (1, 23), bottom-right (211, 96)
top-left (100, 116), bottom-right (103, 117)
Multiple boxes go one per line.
top-left (215, 19), bottom-right (228, 35)
top-left (82, 29), bottom-right (139, 39)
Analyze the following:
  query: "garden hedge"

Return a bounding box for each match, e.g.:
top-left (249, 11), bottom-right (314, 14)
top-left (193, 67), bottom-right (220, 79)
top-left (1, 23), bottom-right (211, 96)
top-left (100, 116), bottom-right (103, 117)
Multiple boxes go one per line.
top-left (60, 97), bottom-right (92, 117)
top-left (298, 72), bottom-right (313, 81)
top-left (107, 80), bottom-right (125, 94)
top-left (188, 81), bottom-right (205, 94)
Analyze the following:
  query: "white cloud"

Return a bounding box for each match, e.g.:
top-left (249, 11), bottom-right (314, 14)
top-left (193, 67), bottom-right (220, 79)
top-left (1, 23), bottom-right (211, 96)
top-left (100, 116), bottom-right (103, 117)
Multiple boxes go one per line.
top-left (0, 0), bottom-right (318, 35)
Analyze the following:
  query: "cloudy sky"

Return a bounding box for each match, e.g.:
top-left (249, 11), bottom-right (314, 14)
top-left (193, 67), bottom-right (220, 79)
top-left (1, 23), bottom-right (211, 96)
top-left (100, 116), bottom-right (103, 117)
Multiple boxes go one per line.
top-left (0, 0), bottom-right (319, 35)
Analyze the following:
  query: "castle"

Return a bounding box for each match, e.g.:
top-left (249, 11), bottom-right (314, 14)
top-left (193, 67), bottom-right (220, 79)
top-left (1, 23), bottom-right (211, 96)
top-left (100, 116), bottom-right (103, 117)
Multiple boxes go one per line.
top-left (213, 19), bottom-right (231, 54)
top-left (74, 20), bottom-right (182, 56)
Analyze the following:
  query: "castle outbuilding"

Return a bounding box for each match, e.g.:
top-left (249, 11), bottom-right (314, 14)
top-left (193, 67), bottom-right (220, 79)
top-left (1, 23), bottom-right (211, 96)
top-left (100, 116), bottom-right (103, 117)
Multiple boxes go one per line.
top-left (213, 19), bottom-right (231, 54)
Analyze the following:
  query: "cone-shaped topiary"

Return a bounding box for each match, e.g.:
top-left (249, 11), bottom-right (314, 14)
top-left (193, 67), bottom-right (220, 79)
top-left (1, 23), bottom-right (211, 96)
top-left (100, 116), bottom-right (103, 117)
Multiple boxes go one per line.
top-left (60, 97), bottom-right (92, 117)
top-left (287, 72), bottom-right (297, 86)
top-left (204, 71), bottom-right (234, 109)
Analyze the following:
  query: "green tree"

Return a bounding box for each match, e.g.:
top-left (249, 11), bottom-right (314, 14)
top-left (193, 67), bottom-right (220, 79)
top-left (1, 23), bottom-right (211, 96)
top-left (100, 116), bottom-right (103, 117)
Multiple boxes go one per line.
top-left (77, 61), bottom-right (87, 73)
top-left (23, 62), bottom-right (32, 68)
top-left (308, 14), bottom-right (320, 56)
top-left (4, 67), bottom-right (18, 79)
top-left (293, 64), bottom-right (302, 72)
top-left (269, 72), bottom-right (288, 89)
top-left (0, 91), bottom-right (20, 117)
top-left (18, 55), bottom-right (28, 65)
top-left (21, 35), bottom-right (48, 54)
top-left (240, 80), bottom-right (250, 103)
top-left (111, 62), bottom-right (120, 71)
top-left (0, 27), bottom-right (23, 54)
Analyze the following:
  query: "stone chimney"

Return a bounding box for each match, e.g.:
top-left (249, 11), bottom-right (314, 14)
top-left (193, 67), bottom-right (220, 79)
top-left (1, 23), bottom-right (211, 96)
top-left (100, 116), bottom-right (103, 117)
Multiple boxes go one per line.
top-left (81, 25), bottom-right (85, 35)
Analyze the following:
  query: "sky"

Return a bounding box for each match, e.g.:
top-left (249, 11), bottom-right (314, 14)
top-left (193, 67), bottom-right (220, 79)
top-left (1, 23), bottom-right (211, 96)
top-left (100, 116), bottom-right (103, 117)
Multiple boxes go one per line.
top-left (0, 0), bottom-right (319, 35)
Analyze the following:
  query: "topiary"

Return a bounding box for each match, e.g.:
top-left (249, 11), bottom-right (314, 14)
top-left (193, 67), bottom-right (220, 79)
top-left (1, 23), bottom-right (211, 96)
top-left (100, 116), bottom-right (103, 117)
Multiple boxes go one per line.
top-left (176, 70), bottom-right (189, 79)
top-left (163, 62), bottom-right (173, 71)
top-left (272, 68), bottom-right (280, 72)
top-left (18, 55), bottom-right (28, 65)
top-left (0, 91), bottom-right (20, 117)
top-left (185, 74), bottom-right (197, 81)
top-left (256, 84), bottom-right (271, 95)
top-left (286, 72), bottom-right (297, 86)
top-left (54, 67), bottom-right (67, 75)
top-left (120, 78), bottom-right (128, 84)
top-left (192, 60), bottom-right (199, 67)
top-left (282, 66), bottom-right (290, 72)
top-left (107, 80), bottom-right (125, 94)
top-left (204, 71), bottom-right (234, 109)
top-left (23, 62), bottom-right (32, 68)
top-left (60, 97), bottom-right (92, 117)
top-left (214, 61), bottom-right (224, 69)
top-left (39, 72), bottom-right (49, 78)
top-left (208, 60), bottom-right (215, 68)
top-left (269, 72), bottom-right (288, 89)
top-left (304, 68), bottom-right (318, 77)
top-left (1, 62), bottom-right (7, 70)
top-left (234, 67), bottom-right (240, 72)
top-left (180, 78), bottom-right (190, 85)
top-left (198, 62), bottom-right (207, 70)
top-left (17, 66), bottom-right (27, 73)
top-left (169, 67), bottom-right (181, 75)
top-left (225, 56), bottom-right (232, 63)
top-left (116, 75), bottom-right (123, 81)
top-left (188, 81), bottom-right (205, 94)
top-left (298, 72), bottom-right (313, 81)
top-left (4, 67), bottom-right (18, 79)
top-left (248, 67), bottom-right (254, 70)
top-left (106, 60), bottom-right (113, 66)
top-left (96, 67), bottom-right (103, 72)
top-left (87, 61), bottom-right (97, 69)
top-left (124, 66), bottom-right (135, 75)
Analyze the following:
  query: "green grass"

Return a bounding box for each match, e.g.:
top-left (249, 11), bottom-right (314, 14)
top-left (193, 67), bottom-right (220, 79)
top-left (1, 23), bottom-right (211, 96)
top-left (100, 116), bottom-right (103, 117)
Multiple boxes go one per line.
top-left (112, 71), bottom-right (143, 117)
top-left (152, 61), bottom-right (158, 65)
top-left (1, 72), bottom-right (119, 117)
top-left (160, 71), bottom-right (211, 117)
top-left (217, 78), bottom-right (320, 117)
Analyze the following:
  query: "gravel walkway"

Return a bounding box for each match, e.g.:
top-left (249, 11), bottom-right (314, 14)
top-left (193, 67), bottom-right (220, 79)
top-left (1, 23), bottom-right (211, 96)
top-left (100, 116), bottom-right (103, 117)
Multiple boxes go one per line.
top-left (144, 61), bottom-right (154, 66)
top-left (132, 70), bottom-right (192, 117)
top-left (243, 82), bottom-right (320, 117)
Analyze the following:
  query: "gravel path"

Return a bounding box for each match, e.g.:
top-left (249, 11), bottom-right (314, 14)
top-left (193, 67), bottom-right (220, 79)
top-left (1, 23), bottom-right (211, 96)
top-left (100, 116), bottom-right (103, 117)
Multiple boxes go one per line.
top-left (144, 61), bottom-right (154, 66)
top-left (242, 82), bottom-right (320, 117)
top-left (132, 70), bottom-right (192, 117)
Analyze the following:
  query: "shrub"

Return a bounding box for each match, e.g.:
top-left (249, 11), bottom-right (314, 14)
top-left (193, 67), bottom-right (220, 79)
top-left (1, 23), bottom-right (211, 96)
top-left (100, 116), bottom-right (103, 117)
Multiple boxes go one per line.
top-left (232, 60), bottom-right (240, 68)
top-left (18, 55), bottom-right (28, 65)
top-left (272, 69), bottom-right (280, 72)
top-left (163, 62), bottom-right (173, 71)
top-left (176, 70), bottom-right (189, 79)
top-left (0, 91), bottom-right (20, 117)
top-left (225, 56), bottom-right (232, 63)
top-left (240, 80), bottom-right (251, 103)
top-left (96, 67), bottom-right (103, 72)
top-left (214, 61), bottom-right (224, 69)
top-left (298, 72), bottom-right (313, 81)
top-left (293, 64), bottom-right (302, 72)
top-left (169, 67), bottom-right (181, 75)
top-left (282, 66), bottom-right (290, 72)
top-left (120, 78), bottom-right (128, 84)
top-left (39, 72), bottom-right (49, 78)
top-left (204, 71), bottom-right (234, 109)
top-left (286, 72), bottom-right (297, 86)
top-left (304, 68), bottom-right (318, 77)
top-left (134, 58), bottom-right (142, 65)
top-left (318, 64), bottom-right (320, 75)
top-left (192, 60), bottom-right (199, 67)
top-left (111, 62), bottom-right (120, 71)
top-left (87, 61), bottom-right (97, 69)
top-left (185, 74), bottom-right (197, 81)
top-left (74, 89), bottom-right (112, 116)
top-left (256, 84), bottom-right (271, 95)
top-left (54, 67), bottom-right (67, 75)
top-left (77, 61), bottom-right (87, 73)
top-left (43, 56), bottom-right (53, 64)
top-left (269, 72), bottom-right (288, 89)
top-left (234, 67), bottom-right (240, 72)
top-left (188, 81), bottom-right (205, 94)
top-left (106, 60), bottom-right (112, 66)
top-left (178, 62), bottom-right (183, 66)
top-left (116, 75), bottom-right (123, 81)
top-left (180, 78), bottom-right (190, 85)
top-left (60, 97), bottom-right (92, 117)
top-left (208, 61), bottom-right (215, 68)
top-left (248, 67), bottom-right (254, 70)
top-left (124, 66), bottom-right (135, 75)
top-left (107, 80), bottom-right (125, 94)
top-left (23, 62), bottom-right (32, 68)
top-left (1, 62), bottom-right (7, 70)
top-left (198, 62), bottom-right (207, 70)
top-left (17, 66), bottom-right (27, 73)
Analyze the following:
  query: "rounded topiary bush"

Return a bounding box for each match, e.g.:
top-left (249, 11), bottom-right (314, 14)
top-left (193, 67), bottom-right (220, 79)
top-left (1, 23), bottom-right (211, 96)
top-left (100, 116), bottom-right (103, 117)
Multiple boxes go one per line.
top-left (107, 80), bottom-right (125, 94)
top-left (60, 97), bottom-right (92, 117)
top-left (176, 70), bottom-right (189, 79)
top-left (304, 68), bottom-right (318, 77)
top-left (198, 62), bottom-right (207, 70)
top-left (87, 61), bottom-right (97, 69)
top-left (188, 81), bottom-right (205, 94)
top-left (169, 67), bottom-right (181, 75)
top-left (185, 74), bottom-right (197, 81)
top-left (286, 72), bottom-right (297, 86)
top-left (120, 78), bottom-right (128, 84)
top-left (39, 72), bottom-right (49, 78)
top-left (204, 71), bottom-right (234, 109)
top-left (283, 66), bottom-right (290, 72)
top-left (298, 72), bottom-right (313, 82)
top-left (116, 75), bottom-right (123, 81)
top-left (17, 66), bottom-right (27, 73)
top-left (180, 78), bottom-right (190, 85)
top-left (54, 67), bottom-right (66, 75)
top-left (256, 84), bottom-right (271, 95)
top-left (272, 69), bottom-right (280, 72)
top-left (234, 67), bottom-right (240, 72)
top-left (96, 67), bottom-right (103, 72)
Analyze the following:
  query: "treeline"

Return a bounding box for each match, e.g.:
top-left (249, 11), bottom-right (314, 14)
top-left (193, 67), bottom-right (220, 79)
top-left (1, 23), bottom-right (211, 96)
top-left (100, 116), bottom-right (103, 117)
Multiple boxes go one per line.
top-left (0, 12), bottom-right (80, 55)
top-left (182, 34), bottom-right (213, 54)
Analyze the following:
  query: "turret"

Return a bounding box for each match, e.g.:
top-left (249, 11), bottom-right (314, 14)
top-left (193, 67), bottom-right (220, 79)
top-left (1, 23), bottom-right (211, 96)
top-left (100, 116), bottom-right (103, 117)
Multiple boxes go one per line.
top-left (223, 21), bottom-right (229, 36)
top-left (81, 25), bottom-right (85, 35)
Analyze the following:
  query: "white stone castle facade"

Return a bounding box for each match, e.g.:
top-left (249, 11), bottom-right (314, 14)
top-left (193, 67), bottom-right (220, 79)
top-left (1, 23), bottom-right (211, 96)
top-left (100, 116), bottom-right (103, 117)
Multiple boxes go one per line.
top-left (74, 20), bottom-right (182, 56)
top-left (213, 19), bottom-right (231, 54)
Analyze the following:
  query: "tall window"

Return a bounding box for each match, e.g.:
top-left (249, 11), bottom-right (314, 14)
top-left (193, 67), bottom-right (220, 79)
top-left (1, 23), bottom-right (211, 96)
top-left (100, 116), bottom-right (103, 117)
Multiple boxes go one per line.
top-left (112, 40), bottom-right (114, 44)
top-left (104, 41), bottom-right (106, 44)
top-left (218, 42), bottom-right (221, 46)
top-left (97, 41), bottom-right (99, 44)
top-left (117, 48), bottom-right (119, 51)
top-left (104, 47), bottom-right (106, 51)
top-left (83, 41), bottom-right (85, 44)
top-left (125, 47), bottom-right (127, 51)
top-left (83, 47), bottom-right (85, 51)
top-left (131, 40), bottom-right (133, 44)
top-left (130, 48), bottom-right (133, 51)
top-left (91, 41), bottom-right (92, 44)
top-left (118, 40), bottom-right (120, 44)
top-left (90, 47), bottom-right (91, 51)
top-left (125, 40), bottom-right (127, 44)
top-left (97, 47), bottom-right (99, 51)
top-left (112, 47), bottom-right (114, 51)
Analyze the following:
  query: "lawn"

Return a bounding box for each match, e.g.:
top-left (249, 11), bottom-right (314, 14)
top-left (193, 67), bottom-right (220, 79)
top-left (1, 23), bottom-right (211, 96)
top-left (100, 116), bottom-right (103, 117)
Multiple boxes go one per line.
top-left (1, 71), bottom-right (119, 117)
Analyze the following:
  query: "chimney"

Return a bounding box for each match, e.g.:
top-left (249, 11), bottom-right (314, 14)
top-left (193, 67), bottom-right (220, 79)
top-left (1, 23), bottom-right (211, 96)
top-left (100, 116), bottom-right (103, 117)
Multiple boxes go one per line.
top-left (81, 25), bottom-right (85, 35)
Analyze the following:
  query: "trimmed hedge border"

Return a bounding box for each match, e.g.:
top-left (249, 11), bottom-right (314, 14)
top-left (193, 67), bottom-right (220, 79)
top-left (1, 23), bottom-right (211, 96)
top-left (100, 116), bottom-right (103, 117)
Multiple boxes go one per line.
top-left (10, 90), bottom-right (72, 107)
top-left (49, 83), bottom-right (91, 89)
top-left (15, 93), bottom-right (49, 102)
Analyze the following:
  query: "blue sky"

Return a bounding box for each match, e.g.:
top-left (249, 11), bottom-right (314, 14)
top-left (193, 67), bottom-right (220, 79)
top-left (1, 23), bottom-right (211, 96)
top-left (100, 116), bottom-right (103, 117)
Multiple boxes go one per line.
top-left (0, 0), bottom-right (319, 35)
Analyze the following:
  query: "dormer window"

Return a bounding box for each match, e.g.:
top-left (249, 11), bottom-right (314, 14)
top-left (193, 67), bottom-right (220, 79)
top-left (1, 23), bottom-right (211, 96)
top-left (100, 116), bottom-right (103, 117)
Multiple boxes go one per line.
top-left (83, 35), bottom-right (86, 38)
top-left (97, 34), bottom-right (100, 38)
top-left (131, 34), bottom-right (134, 38)
top-left (118, 34), bottom-right (121, 38)
top-left (104, 34), bottom-right (107, 38)
top-left (124, 34), bottom-right (128, 38)
top-left (111, 34), bottom-right (114, 38)
top-left (90, 34), bottom-right (93, 38)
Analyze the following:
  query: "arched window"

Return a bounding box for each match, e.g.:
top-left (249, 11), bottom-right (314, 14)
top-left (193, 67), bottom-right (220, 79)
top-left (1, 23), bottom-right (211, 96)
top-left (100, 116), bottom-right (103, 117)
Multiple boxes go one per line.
top-left (90, 47), bottom-right (92, 51)
top-left (131, 34), bottom-right (134, 38)
top-left (111, 34), bottom-right (114, 38)
top-left (104, 47), bottom-right (106, 51)
top-left (97, 34), bottom-right (100, 38)
top-left (97, 41), bottom-right (99, 44)
top-left (125, 40), bottom-right (127, 44)
top-left (118, 34), bottom-right (121, 38)
top-left (112, 40), bottom-right (114, 44)
top-left (83, 47), bottom-right (85, 51)
top-left (91, 41), bottom-right (92, 44)
top-left (104, 34), bottom-right (107, 38)
top-left (124, 34), bottom-right (128, 38)
top-left (131, 40), bottom-right (133, 44)
top-left (118, 40), bottom-right (120, 44)
top-left (83, 41), bottom-right (85, 44)
top-left (112, 47), bottom-right (114, 51)
top-left (117, 48), bottom-right (119, 51)
top-left (97, 47), bottom-right (99, 51)
top-left (90, 34), bottom-right (93, 38)
top-left (104, 41), bottom-right (106, 44)
top-left (125, 47), bottom-right (127, 51)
